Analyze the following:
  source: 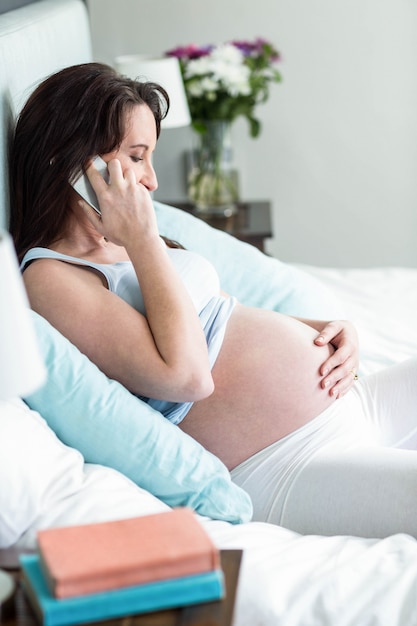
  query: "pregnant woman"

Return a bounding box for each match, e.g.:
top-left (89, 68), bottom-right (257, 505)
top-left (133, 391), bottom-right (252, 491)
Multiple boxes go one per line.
top-left (10, 63), bottom-right (417, 538)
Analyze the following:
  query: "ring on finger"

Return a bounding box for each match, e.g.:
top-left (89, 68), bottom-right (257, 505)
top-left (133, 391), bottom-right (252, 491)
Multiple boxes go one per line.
top-left (349, 369), bottom-right (359, 381)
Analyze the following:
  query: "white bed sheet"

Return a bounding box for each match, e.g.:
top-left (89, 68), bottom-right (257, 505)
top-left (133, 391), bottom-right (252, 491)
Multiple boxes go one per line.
top-left (296, 265), bottom-right (417, 375)
top-left (15, 462), bottom-right (417, 626)
top-left (10, 265), bottom-right (417, 625)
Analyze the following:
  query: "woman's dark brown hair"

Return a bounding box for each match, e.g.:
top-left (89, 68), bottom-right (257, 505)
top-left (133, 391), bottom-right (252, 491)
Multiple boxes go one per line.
top-left (9, 62), bottom-right (180, 261)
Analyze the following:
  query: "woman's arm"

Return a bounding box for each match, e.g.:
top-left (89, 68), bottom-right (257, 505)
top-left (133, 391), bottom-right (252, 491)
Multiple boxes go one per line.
top-left (23, 161), bottom-right (214, 403)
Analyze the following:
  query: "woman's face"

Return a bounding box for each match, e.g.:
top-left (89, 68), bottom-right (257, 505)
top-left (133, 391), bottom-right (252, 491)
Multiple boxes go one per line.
top-left (102, 104), bottom-right (158, 192)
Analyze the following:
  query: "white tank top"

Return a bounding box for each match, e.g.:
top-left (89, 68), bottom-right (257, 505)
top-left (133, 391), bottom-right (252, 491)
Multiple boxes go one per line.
top-left (21, 244), bottom-right (236, 425)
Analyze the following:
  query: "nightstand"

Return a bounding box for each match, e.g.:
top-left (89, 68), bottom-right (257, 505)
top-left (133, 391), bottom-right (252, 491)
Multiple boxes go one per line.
top-left (162, 200), bottom-right (273, 253)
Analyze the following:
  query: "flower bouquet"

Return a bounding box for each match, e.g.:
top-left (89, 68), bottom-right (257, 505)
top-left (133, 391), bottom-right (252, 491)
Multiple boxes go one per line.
top-left (166, 38), bottom-right (282, 214)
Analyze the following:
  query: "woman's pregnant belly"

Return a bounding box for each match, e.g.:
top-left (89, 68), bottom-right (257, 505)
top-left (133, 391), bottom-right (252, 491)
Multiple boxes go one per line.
top-left (180, 303), bottom-right (336, 469)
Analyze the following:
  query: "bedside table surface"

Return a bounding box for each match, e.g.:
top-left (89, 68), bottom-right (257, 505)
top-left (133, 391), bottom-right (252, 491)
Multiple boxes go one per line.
top-left (161, 200), bottom-right (272, 251)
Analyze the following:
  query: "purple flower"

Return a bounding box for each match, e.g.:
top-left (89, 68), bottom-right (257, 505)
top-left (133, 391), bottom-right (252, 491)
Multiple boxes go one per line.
top-left (231, 38), bottom-right (281, 62)
top-left (231, 40), bottom-right (257, 56)
top-left (166, 44), bottom-right (213, 60)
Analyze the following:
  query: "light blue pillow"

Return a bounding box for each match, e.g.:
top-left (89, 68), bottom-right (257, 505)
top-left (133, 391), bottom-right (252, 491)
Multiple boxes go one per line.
top-left (154, 201), bottom-right (345, 319)
top-left (24, 311), bottom-right (252, 524)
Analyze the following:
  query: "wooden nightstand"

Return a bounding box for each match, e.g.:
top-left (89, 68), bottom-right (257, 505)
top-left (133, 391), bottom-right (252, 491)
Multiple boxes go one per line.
top-left (162, 200), bottom-right (273, 253)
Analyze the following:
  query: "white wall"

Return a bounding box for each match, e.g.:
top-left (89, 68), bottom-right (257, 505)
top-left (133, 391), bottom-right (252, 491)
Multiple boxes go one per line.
top-left (87, 0), bottom-right (417, 267)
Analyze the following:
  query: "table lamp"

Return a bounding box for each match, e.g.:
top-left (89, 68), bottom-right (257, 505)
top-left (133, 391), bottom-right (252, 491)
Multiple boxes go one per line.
top-left (114, 55), bottom-right (191, 129)
top-left (0, 229), bottom-right (46, 401)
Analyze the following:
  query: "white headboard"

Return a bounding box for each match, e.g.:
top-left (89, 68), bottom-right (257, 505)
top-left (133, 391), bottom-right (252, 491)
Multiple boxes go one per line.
top-left (0, 0), bottom-right (93, 229)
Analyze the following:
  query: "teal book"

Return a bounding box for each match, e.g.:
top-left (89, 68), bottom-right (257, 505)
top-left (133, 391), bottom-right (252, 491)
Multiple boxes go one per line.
top-left (20, 554), bottom-right (224, 626)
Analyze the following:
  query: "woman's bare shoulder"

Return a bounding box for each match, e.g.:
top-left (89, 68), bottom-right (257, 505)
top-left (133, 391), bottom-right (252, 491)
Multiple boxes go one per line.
top-left (22, 256), bottom-right (113, 331)
top-left (23, 256), bottom-right (106, 297)
top-left (22, 255), bottom-right (151, 378)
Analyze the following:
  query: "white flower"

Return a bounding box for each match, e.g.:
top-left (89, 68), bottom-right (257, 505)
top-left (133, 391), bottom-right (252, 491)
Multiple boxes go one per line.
top-left (185, 56), bottom-right (213, 78)
top-left (211, 43), bottom-right (243, 64)
top-left (187, 76), bottom-right (219, 99)
top-left (185, 44), bottom-right (251, 97)
top-left (217, 64), bottom-right (251, 96)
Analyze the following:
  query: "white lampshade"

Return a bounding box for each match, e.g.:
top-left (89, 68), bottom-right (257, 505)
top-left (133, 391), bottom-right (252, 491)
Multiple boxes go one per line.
top-left (0, 230), bottom-right (46, 400)
top-left (114, 55), bottom-right (191, 129)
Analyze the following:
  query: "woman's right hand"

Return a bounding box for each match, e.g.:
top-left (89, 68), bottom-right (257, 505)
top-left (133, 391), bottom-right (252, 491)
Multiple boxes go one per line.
top-left (82, 158), bottom-right (159, 248)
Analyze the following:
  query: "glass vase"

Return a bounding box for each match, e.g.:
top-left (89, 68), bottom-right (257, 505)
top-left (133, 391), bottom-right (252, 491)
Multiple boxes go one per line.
top-left (188, 121), bottom-right (239, 217)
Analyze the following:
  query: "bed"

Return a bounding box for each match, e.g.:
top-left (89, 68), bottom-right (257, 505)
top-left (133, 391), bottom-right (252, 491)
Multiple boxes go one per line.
top-left (1, 1), bottom-right (417, 625)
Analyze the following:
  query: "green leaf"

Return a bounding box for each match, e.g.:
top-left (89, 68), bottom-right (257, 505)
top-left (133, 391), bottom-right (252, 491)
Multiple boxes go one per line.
top-left (248, 116), bottom-right (261, 138)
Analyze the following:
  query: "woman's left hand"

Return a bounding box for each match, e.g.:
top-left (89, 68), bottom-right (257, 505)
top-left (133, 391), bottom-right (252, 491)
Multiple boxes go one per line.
top-left (314, 320), bottom-right (360, 398)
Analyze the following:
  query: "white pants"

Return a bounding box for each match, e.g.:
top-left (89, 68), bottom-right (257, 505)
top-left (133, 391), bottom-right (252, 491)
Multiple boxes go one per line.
top-left (231, 358), bottom-right (417, 538)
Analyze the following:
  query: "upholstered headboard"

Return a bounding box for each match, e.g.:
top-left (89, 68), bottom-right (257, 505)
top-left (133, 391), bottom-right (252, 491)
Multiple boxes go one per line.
top-left (0, 0), bottom-right (92, 229)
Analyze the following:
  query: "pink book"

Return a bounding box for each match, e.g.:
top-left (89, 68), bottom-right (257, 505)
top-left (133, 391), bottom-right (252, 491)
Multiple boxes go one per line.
top-left (37, 508), bottom-right (220, 599)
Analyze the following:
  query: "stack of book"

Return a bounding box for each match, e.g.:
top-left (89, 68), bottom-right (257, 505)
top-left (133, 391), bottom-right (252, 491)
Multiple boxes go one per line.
top-left (20, 508), bottom-right (225, 626)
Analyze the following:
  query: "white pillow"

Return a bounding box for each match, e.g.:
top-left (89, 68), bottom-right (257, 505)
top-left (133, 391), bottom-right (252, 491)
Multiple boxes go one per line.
top-left (15, 463), bottom-right (170, 551)
top-left (0, 398), bottom-right (86, 548)
top-left (0, 398), bottom-right (170, 550)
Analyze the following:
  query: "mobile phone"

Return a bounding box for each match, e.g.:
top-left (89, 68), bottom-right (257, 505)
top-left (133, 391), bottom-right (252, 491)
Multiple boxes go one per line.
top-left (71, 156), bottom-right (109, 215)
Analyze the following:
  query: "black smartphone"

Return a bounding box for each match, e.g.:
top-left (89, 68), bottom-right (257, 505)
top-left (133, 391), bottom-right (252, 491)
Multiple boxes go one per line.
top-left (71, 156), bottom-right (108, 215)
